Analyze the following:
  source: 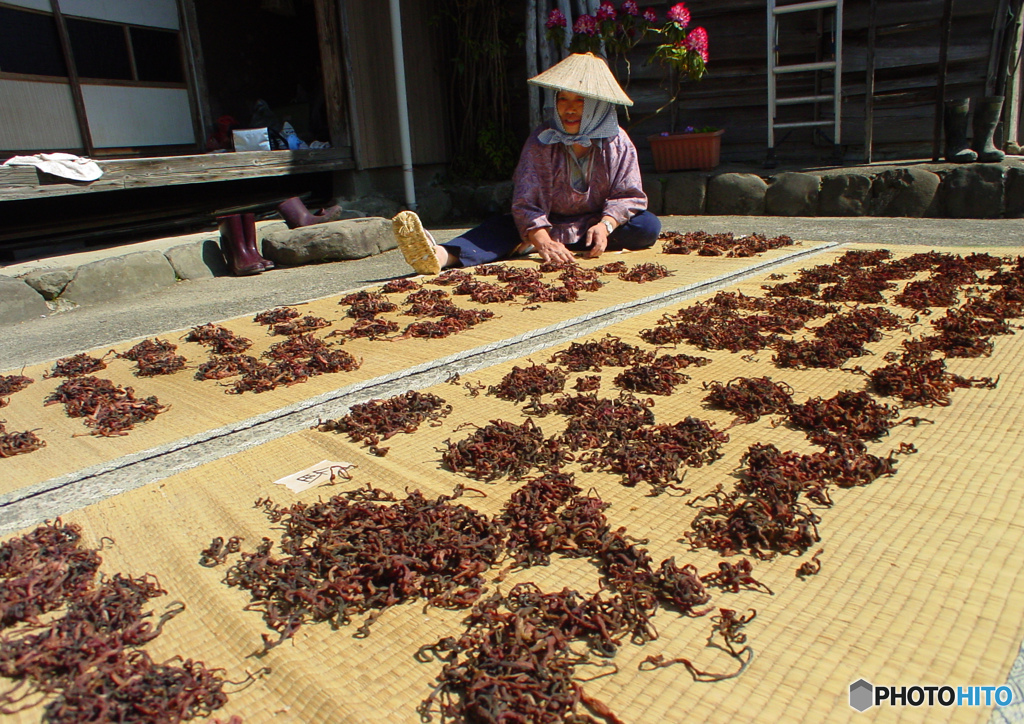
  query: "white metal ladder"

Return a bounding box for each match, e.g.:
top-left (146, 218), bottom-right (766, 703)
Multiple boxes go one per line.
top-left (766, 0), bottom-right (844, 165)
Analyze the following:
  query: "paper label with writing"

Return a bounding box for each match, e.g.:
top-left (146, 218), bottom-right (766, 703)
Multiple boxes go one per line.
top-left (273, 460), bottom-right (355, 493)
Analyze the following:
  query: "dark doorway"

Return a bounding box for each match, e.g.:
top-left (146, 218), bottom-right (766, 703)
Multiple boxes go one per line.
top-left (193, 0), bottom-right (333, 145)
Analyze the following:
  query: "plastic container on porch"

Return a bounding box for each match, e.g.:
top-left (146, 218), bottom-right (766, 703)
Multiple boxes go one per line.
top-left (647, 129), bottom-right (724, 172)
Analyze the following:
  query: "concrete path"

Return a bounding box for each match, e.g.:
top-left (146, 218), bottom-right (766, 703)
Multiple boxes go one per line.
top-left (2, 215), bottom-right (1023, 372)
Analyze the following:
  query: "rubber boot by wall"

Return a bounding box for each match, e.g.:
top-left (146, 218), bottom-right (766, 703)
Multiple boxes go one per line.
top-left (943, 99), bottom-right (977, 163)
top-left (972, 96), bottom-right (1006, 163)
top-left (240, 212), bottom-right (274, 270)
top-left (277, 197), bottom-right (344, 229)
top-left (218, 214), bottom-right (264, 276)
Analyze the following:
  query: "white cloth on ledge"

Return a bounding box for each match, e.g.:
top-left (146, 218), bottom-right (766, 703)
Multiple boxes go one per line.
top-left (3, 152), bottom-right (103, 182)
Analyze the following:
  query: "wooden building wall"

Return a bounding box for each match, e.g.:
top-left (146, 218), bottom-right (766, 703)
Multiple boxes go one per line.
top-left (596, 0), bottom-right (1003, 165)
top-left (342, 0), bottom-right (449, 169)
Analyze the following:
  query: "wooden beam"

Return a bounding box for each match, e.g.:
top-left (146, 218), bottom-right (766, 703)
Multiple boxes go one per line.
top-left (865, 0), bottom-right (877, 162)
top-left (1004, 2), bottom-right (1024, 145)
top-left (178, 0), bottom-right (211, 152)
top-left (124, 26), bottom-right (139, 81)
top-left (313, 0), bottom-right (348, 151)
top-left (987, 0), bottom-right (1010, 95)
top-left (526, 0), bottom-right (539, 129)
top-left (933, 0), bottom-right (954, 161)
top-left (0, 148), bottom-right (355, 202)
top-left (337, 0), bottom-right (363, 169)
top-left (49, 0), bottom-right (94, 156)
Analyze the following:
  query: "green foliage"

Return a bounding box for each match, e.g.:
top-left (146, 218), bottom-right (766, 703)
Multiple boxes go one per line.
top-left (651, 38), bottom-right (707, 83)
top-left (434, 0), bottom-right (519, 181)
top-left (451, 120), bottom-right (518, 181)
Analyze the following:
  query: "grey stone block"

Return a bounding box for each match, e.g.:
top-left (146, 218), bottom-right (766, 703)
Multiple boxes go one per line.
top-left (446, 183), bottom-right (478, 218)
top-left (472, 181), bottom-right (514, 216)
top-left (1006, 167), bottom-right (1024, 218)
top-left (346, 195), bottom-right (402, 219)
top-left (164, 237), bottom-right (227, 280)
top-left (706, 173), bottom-right (768, 215)
top-left (327, 211), bottom-right (367, 224)
top-left (416, 186), bottom-right (453, 225)
top-left (260, 221), bottom-right (290, 237)
top-left (765, 172), bottom-right (821, 216)
top-left (61, 251), bottom-right (177, 305)
top-left (663, 173), bottom-right (707, 215)
top-left (641, 174), bottom-right (666, 215)
top-left (21, 267), bottom-right (73, 300)
top-left (869, 168), bottom-right (941, 217)
top-left (0, 274), bottom-right (49, 324)
top-left (262, 217), bottom-right (395, 266)
top-left (819, 174), bottom-right (872, 216)
top-left (940, 164), bottom-right (1005, 218)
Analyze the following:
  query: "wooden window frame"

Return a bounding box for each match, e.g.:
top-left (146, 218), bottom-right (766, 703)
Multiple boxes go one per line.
top-left (0, 0), bottom-right (201, 156)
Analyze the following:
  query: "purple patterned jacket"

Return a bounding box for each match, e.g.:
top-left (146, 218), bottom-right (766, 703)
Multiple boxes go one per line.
top-left (511, 123), bottom-right (648, 247)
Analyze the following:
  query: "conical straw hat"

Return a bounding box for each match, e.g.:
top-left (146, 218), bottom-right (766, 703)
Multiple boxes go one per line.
top-left (528, 53), bottom-right (633, 106)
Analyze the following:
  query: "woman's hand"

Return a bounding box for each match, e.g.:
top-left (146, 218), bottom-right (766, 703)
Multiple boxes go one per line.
top-left (583, 216), bottom-right (616, 259)
top-left (525, 228), bottom-right (576, 264)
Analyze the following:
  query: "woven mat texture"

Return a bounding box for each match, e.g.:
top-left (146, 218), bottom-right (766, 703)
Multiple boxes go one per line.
top-left (0, 243), bottom-right (823, 496)
top-left (4, 244), bottom-right (1024, 724)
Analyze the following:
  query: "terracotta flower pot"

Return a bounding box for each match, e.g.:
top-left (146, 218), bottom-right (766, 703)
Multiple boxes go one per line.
top-left (648, 129), bottom-right (724, 172)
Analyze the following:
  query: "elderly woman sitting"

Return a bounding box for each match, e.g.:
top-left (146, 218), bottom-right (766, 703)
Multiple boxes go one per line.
top-left (393, 53), bottom-right (660, 274)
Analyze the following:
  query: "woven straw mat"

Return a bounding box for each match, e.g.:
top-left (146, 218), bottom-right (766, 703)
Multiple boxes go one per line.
top-left (3, 243), bottom-right (1024, 724)
top-left (0, 242), bottom-right (826, 496)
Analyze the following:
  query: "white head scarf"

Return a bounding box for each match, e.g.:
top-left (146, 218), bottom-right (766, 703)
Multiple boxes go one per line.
top-left (537, 96), bottom-right (620, 147)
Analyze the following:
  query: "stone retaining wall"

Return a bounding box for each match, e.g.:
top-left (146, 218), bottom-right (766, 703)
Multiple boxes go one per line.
top-left (432, 164), bottom-right (1024, 223)
top-left (639, 164), bottom-right (1024, 220)
top-left (2, 164), bottom-right (1021, 325)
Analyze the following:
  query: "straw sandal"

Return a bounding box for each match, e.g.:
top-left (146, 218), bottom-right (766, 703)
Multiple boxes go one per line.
top-left (392, 211), bottom-right (441, 275)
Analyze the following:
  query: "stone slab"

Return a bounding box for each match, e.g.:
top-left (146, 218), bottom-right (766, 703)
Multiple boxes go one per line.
top-left (706, 173), bottom-right (767, 215)
top-left (164, 236), bottom-right (228, 280)
top-left (940, 164), bottom-right (1005, 218)
top-left (1006, 167), bottom-right (1024, 218)
top-left (472, 181), bottom-right (514, 217)
top-left (662, 173), bottom-right (707, 215)
top-left (445, 183), bottom-right (478, 219)
top-left (60, 250), bottom-right (177, 305)
top-left (0, 274), bottom-right (49, 325)
top-left (765, 172), bottom-right (821, 216)
top-left (416, 187), bottom-right (453, 226)
top-left (343, 195), bottom-right (402, 219)
top-left (818, 174), bottom-right (872, 216)
top-left (870, 168), bottom-right (941, 217)
top-left (21, 267), bottom-right (74, 300)
top-left (641, 174), bottom-right (665, 215)
top-left (262, 217), bottom-right (396, 266)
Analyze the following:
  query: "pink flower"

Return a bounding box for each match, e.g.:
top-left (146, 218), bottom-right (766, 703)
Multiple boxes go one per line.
top-left (685, 26), bottom-right (709, 62)
top-left (667, 2), bottom-right (690, 27)
top-left (621, 0), bottom-right (639, 16)
top-left (597, 2), bottom-right (616, 21)
top-left (643, 8), bottom-right (657, 22)
top-left (573, 14), bottom-right (599, 35)
top-left (546, 8), bottom-right (566, 29)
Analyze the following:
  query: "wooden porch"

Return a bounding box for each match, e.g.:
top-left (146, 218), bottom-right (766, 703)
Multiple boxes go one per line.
top-left (0, 147), bottom-right (354, 257)
top-left (0, 147), bottom-right (354, 202)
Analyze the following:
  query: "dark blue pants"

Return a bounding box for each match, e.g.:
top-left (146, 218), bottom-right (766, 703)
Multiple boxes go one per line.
top-left (442, 211), bottom-right (662, 267)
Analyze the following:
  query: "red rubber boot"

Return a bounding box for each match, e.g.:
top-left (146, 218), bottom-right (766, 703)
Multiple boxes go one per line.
top-left (241, 212), bottom-right (274, 270)
top-left (277, 197), bottom-right (344, 228)
top-left (218, 214), bottom-right (264, 276)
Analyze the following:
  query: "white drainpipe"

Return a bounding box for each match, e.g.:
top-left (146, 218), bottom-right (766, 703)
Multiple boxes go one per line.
top-left (389, 0), bottom-right (417, 211)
